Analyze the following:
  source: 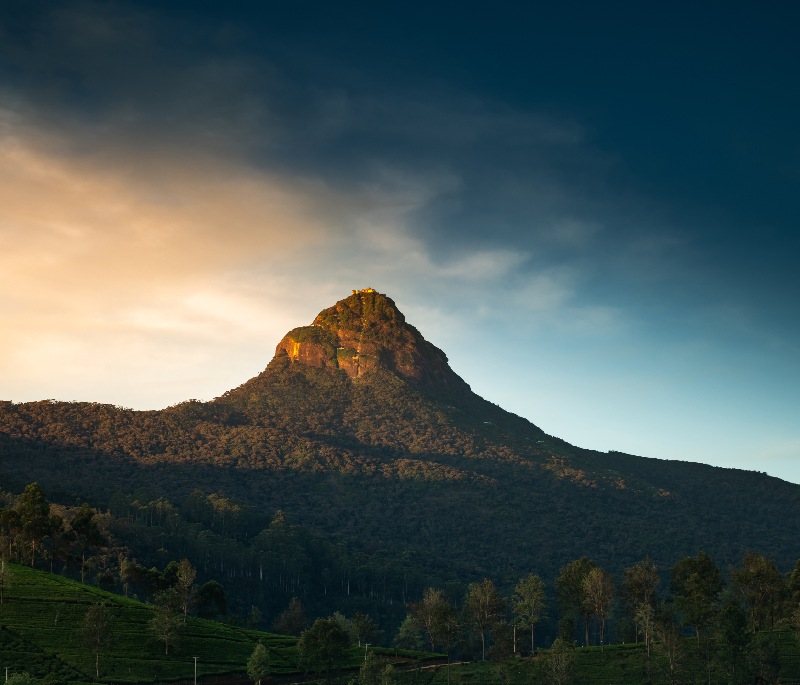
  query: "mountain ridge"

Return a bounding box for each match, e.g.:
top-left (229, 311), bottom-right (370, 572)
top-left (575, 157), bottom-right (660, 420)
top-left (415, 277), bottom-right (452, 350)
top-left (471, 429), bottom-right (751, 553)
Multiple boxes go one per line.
top-left (0, 288), bottom-right (798, 623)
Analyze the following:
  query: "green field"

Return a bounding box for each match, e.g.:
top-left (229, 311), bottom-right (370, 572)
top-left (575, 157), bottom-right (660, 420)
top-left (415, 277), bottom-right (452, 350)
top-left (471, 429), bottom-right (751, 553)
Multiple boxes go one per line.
top-left (4, 563), bottom-right (800, 685)
top-left (0, 564), bottom-right (437, 685)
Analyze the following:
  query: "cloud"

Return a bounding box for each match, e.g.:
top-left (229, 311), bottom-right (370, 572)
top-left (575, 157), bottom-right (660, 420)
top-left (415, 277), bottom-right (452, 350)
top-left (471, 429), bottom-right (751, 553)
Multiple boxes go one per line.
top-left (0, 116), bottom-right (334, 286)
top-left (0, 1), bottom-right (712, 412)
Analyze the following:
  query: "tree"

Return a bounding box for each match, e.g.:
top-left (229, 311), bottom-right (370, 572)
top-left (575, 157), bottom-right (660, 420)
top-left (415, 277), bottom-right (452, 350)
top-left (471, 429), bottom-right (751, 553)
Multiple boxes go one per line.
top-left (332, 611), bottom-right (355, 642)
top-left (464, 579), bottom-right (504, 661)
top-left (81, 603), bottom-right (112, 679)
top-left (71, 503), bottom-right (106, 583)
top-left (488, 620), bottom-right (514, 661)
top-left (196, 580), bottom-right (228, 618)
top-left (556, 557), bottom-right (595, 647)
top-left (0, 508), bottom-right (21, 562)
top-left (0, 558), bottom-right (12, 604)
top-left (274, 597), bottom-right (306, 635)
top-left (409, 587), bottom-right (451, 652)
top-left (149, 599), bottom-right (183, 655)
top-left (670, 552), bottom-right (723, 643)
top-left (175, 558), bottom-right (197, 620)
top-left (436, 601), bottom-right (460, 685)
top-left (393, 615), bottom-right (423, 650)
top-left (730, 550), bottom-right (785, 631)
top-left (352, 612), bottom-right (380, 647)
top-left (746, 632), bottom-right (780, 684)
top-left (542, 637), bottom-right (574, 685)
top-left (788, 559), bottom-right (800, 607)
top-left (582, 567), bottom-right (614, 650)
top-left (634, 603), bottom-right (655, 656)
top-left (354, 652), bottom-right (397, 685)
top-left (118, 553), bottom-right (135, 597)
top-left (620, 557), bottom-right (660, 644)
top-left (298, 616), bottom-right (351, 684)
top-left (357, 651), bottom-right (383, 685)
top-left (653, 605), bottom-right (685, 685)
top-left (247, 605), bottom-right (263, 628)
top-left (247, 642), bottom-right (271, 685)
top-left (714, 594), bottom-right (750, 683)
top-left (512, 572), bottom-right (547, 654)
top-left (15, 483), bottom-right (51, 568)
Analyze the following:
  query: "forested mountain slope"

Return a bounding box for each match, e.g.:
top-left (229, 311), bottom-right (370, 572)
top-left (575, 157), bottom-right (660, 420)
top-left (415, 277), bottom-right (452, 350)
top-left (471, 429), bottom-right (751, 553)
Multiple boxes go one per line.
top-left (0, 289), bottom-right (797, 613)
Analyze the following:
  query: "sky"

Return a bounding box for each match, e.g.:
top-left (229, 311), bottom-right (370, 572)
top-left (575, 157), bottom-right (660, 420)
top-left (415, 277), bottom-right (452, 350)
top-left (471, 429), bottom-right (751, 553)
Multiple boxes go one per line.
top-left (2, 1), bottom-right (799, 482)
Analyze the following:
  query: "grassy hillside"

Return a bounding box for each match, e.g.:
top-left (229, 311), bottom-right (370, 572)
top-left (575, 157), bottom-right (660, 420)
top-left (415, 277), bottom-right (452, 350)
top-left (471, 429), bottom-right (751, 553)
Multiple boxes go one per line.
top-left (0, 563), bottom-right (345, 684)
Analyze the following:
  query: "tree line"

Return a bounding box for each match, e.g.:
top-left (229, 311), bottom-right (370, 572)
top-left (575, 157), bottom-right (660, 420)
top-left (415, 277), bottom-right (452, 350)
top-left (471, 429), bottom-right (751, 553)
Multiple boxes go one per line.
top-left (5, 481), bottom-right (800, 683)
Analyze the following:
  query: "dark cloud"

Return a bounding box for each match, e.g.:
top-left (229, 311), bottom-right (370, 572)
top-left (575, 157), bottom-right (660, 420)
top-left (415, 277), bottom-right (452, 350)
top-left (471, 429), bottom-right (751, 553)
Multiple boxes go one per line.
top-left (4, 1), bottom-right (797, 313)
top-left (3, 0), bottom-right (800, 480)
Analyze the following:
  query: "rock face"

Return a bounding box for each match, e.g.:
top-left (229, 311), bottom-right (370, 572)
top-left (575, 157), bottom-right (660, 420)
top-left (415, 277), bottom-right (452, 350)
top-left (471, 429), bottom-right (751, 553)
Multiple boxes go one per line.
top-left (273, 288), bottom-right (470, 392)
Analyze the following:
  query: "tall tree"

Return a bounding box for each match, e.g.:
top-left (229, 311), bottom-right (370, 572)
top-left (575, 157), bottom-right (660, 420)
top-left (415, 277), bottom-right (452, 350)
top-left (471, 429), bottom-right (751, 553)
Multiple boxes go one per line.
top-left (634, 603), bottom-right (655, 656)
top-left (654, 605), bottom-right (685, 685)
top-left (196, 580), bottom-right (227, 618)
top-left (714, 594), bottom-right (750, 683)
top-left (464, 578), bottom-right (504, 661)
top-left (409, 587), bottom-right (451, 653)
top-left (542, 637), bottom-right (574, 685)
top-left (0, 558), bottom-right (11, 604)
top-left (70, 503), bottom-right (106, 583)
top-left (247, 642), bottom-right (271, 685)
top-left (297, 616), bottom-right (351, 684)
top-left (358, 651), bottom-right (381, 685)
top-left (787, 559), bottom-right (800, 607)
top-left (175, 558), bottom-right (197, 620)
top-left (274, 597), bottom-right (306, 636)
top-left (730, 551), bottom-right (785, 631)
top-left (670, 552), bottom-right (723, 643)
top-left (620, 557), bottom-right (660, 644)
top-left (81, 603), bottom-right (112, 679)
top-left (511, 573), bottom-right (547, 654)
top-left (0, 509), bottom-right (21, 562)
top-left (357, 652), bottom-right (398, 685)
top-left (149, 597), bottom-right (183, 655)
top-left (352, 612), bottom-right (379, 647)
top-left (556, 557), bottom-right (595, 647)
top-left (582, 567), bottom-right (614, 650)
top-left (15, 483), bottom-right (51, 568)
top-left (393, 615), bottom-right (423, 650)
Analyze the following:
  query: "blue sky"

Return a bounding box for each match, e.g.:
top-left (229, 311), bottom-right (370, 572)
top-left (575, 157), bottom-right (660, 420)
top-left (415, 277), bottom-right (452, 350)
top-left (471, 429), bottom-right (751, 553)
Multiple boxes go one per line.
top-left (1, 1), bottom-right (799, 482)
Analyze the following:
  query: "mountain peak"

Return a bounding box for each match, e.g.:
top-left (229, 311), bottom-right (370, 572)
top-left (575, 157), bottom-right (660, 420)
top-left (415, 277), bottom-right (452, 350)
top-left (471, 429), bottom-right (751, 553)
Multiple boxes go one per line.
top-left (272, 289), bottom-right (469, 392)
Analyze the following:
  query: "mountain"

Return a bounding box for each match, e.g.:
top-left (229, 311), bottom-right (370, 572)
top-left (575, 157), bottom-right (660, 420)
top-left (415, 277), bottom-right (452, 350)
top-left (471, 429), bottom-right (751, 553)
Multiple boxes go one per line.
top-left (1, 288), bottom-right (798, 628)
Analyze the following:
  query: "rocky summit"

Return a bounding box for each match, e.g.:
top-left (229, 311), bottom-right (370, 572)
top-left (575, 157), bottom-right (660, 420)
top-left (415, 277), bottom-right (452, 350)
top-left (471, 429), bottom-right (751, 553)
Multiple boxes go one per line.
top-left (274, 288), bottom-right (469, 393)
